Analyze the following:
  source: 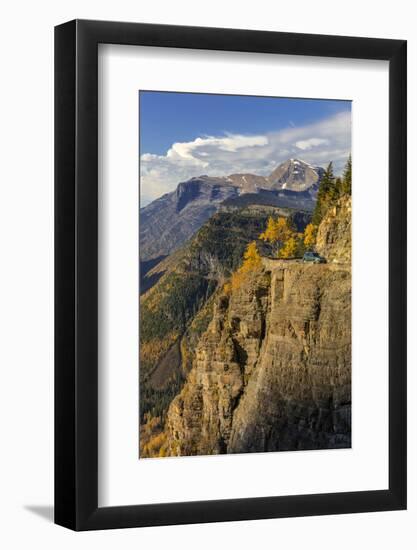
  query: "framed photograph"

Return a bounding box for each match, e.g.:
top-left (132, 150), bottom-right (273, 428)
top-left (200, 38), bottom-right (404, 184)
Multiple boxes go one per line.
top-left (55, 19), bottom-right (407, 530)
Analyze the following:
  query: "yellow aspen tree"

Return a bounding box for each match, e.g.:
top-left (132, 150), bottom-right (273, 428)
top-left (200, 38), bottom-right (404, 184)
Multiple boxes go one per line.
top-left (230, 241), bottom-right (262, 291)
top-left (241, 241), bottom-right (262, 272)
top-left (275, 218), bottom-right (292, 243)
top-left (303, 223), bottom-right (317, 248)
top-left (260, 217), bottom-right (279, 243)
top-left (260, 217), bottom-right (293, 248)
top-left (279, 236), bottom-right (298, 258)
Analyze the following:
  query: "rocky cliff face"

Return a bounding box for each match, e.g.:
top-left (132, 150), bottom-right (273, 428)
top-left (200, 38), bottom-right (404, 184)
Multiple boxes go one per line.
top-left (139, 206), bottom-right (307, 430)
top-left (228, 262), bottom-right (351, 453)
top-left (164, 201), bottom-right (351, 456)
top-left (140, 177), bottom-right (239, 263)
top-left (316, 195), bottom-right (351, 263)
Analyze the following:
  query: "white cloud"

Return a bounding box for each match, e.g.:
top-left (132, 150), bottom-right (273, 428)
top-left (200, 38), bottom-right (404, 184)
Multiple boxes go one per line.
top-left (140, 111), bottom-right (351, 204)
top-left (295, 137), bottom-right (329, 150)
top-left (167, 134), bottom-right (268, 161)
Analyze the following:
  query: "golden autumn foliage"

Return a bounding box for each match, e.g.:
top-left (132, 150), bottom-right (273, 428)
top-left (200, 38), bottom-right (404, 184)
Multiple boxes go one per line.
top-left (144, 432), bottom-right (167, 457)
top-left (224, 242), bottom-right (262, 293)
top-left (278, 236), bottom-right (298, 258)
top-left (259, 216), bottom-right (299, 259)
top-left (230, 270), bottom-right (247, 291)
top-left (140, 413), bottom-right (168, 458)
top-left (260, 217), bottom-right (292, 246)
top-left (241, 241), bottom-right (262, 272)
top-left (259, 216), bottom-right (278, 242)
top-left (223, 281), bottom-right (232, 294)
top-left (223, 215), bottom-right (313, 295)
top-left (303, 223), bottom-right (317, 248)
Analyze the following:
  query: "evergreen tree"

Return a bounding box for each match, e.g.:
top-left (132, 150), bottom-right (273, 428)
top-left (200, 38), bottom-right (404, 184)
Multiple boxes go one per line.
top-left (312, 161), bottom-right (337, 225)
top-left (341, 154), bottom-right (352, 195)
top-left (335, 177), bottom-right (343, 198)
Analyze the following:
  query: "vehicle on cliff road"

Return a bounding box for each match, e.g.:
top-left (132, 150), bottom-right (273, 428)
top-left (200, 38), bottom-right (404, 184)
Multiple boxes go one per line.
top-left (302, 251), bottom-right (326, 264)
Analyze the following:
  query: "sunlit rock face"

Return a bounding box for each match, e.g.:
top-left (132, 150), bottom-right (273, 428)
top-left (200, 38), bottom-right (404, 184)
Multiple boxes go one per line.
top-left (164, 198), bottom-right (351, 456)
top-left (316, 195), bottom-right (352, 264)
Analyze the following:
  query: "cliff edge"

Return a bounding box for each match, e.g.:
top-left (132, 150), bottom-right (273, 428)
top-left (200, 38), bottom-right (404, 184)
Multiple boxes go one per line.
top-left (163, 196), bottom-right (352, 456)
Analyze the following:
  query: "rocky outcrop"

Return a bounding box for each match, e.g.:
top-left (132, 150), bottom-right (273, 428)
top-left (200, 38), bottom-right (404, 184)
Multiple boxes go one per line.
top-left (228, 262), bottom-right (351, 453)
top-left (316, 195), bottom-right (351, 263)
top-left (163, 197), bottom-right (352, 456)
top-left (165, 271), bottom-right (271, 456)
top-left (139, 207), bottom-right (300, 426)
top-left (165, 261), bottom-right (351, 455)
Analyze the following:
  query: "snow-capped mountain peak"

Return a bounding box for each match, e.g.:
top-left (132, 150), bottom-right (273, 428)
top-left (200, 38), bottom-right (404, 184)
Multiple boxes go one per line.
top-left (267, 158), bottom-right (323, 192)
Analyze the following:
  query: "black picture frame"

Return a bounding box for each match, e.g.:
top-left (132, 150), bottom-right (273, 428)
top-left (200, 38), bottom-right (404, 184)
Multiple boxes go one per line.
top-left (55, 19), bottom-right (407, 531)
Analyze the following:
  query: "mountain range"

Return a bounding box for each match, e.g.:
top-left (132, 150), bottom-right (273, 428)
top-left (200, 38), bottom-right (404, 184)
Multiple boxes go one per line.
top-left (140, 158), bottom-right (324, 268)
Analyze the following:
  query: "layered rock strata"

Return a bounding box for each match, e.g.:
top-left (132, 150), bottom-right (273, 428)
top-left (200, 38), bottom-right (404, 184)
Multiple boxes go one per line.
top-left (165, 259), bottom-right (351, 455)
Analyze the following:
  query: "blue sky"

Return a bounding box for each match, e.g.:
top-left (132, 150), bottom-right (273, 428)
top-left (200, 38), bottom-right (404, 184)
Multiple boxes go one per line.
top-left (140, 92), bottom-right (349, 155)
top-left (139, 91), bottom-right (351, 204)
